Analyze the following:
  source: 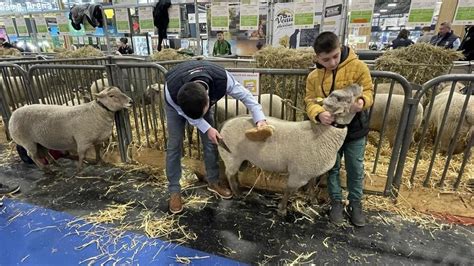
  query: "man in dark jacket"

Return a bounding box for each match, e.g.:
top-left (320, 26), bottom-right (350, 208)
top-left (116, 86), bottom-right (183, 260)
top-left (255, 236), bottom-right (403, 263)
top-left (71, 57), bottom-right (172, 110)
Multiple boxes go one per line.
top-left (153, 0), bottom-right (171, 51)
top-left (430, 22), bottom-right (461, 49)
top-left (459, 25), bottom-right (474, 61)
top-left (164, 61), bottom-right (267, 214)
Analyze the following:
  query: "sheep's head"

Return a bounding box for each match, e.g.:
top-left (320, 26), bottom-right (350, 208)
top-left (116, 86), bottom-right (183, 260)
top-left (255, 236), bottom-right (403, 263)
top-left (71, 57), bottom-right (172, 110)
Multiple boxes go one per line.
top-left (95, 86), bottom-right (133, 111)
top-left (323, 84), bottom-right (362, 125)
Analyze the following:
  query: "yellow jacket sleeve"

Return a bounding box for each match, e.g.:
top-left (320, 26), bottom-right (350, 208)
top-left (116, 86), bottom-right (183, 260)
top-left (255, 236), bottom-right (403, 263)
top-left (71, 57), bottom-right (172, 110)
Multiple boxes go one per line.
top-left (356, 62), bottom-right (374, 110)
top-left (304, 71), bottom-right (325, 123)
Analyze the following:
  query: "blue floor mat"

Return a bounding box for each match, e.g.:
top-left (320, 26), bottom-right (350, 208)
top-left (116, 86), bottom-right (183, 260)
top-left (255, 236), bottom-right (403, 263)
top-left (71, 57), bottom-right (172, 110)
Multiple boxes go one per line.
top-left (0, 198), bottom-right (243, 265)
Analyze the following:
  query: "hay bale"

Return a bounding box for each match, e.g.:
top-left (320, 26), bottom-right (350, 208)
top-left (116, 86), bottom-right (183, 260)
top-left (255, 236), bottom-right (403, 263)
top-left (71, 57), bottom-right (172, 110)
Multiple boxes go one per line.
top-left (254, 46), bottom-right (314, 118)
top-left (56, 45), bottom-right (104, 59)
top-left (375, 43), bottom-right (464, 85)
top-left (0, 48), bottom-right (21, 57)
top-left (150, 48), bottom-right (191, 61)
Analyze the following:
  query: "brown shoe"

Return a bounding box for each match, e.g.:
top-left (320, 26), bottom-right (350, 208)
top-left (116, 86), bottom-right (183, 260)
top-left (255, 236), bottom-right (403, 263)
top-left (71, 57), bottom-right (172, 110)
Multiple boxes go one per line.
top-left (169, 192), bottom-right (183, 214)
top-left (207, 182), bottom-right (233, 199)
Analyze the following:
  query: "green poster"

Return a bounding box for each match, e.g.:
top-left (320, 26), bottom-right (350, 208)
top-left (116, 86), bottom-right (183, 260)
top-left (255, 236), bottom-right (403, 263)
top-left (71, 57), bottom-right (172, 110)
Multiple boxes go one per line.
top-left (5, 18), bottom-right (16, 35)
top-left (240, 15), bottom-right (258, 27)
top-left (295, 13), bottom-right (314, 26)
top-left (349, 10), bottom-right (372, 24)
top-left (408, 9), bottom-right (434, 23)
top-left (57, 14), bottom-right (70, 35)
top-left (211, 16), bottom-right (228, 28)
top-left (139, 7), bottom-right (154, 32)
top-left (115, 8), bottom-right (130, 33)
top-left (34, 15), bottom-right (48, 34)
top-left (15, 16), bottom-right (28, 36)
top-left (168, 18), bottom-right (180, 29)
top-left (455, 7), bottom-right (474, 21)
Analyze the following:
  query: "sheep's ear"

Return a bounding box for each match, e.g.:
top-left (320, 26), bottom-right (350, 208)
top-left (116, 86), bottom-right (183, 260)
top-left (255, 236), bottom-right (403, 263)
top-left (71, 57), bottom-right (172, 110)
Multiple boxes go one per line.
top-left (94, 92), bottom-right (104, 99)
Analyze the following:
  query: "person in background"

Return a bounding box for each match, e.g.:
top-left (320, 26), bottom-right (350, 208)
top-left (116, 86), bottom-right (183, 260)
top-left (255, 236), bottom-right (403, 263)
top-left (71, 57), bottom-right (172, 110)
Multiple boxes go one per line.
top-left (417, 26), bottom-right (435, 43)
top-left (430, 22), bottom-right (461, 49)
top-left (458, 25), bottom-right (474, 61)
top-left (116, 37), bottom-right (134, 55)
top-left (164, 60), bottom-right (267, 214)
top-left (212, 31), bottom-right (231, 57)
top-left (391, 29), bottom-right (414, 49)
top-left (305, 32), bottom-right (374, 227)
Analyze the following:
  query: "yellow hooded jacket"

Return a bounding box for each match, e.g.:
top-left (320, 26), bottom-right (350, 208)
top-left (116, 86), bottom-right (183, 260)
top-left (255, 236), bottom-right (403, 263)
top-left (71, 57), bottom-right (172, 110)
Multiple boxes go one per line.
top-left (305, 46), bottom-right (374, 122)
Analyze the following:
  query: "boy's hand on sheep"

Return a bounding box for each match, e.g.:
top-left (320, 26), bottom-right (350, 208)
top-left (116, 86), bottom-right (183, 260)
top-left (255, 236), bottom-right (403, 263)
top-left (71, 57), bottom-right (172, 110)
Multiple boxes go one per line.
top-left (207, 127), bottom-right (223, 145)
top-left (256, 120), bottom-right (268, 127)
top-left (318, 111), bottom-right (334, 125)
top-left (350, 98), bottom-right (365, 113)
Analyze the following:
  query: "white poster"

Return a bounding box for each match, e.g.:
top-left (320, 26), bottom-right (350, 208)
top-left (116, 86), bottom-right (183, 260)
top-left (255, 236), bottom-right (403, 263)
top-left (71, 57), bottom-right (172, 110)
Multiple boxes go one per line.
top-left (453, 0), bottom-right (474, 25)
top-left (272, 2), bottom-right (296, 48)
top-left (240, 0), bottom-right (259, 30)
top-left (322, 0), bottom-right (343, 34)
top-left (138, 7), bottom-right (155, 32)
top-left (315, 0), bottom-right (324, 25)
top-left (230, 72), bottom-right (260, 95)
top-left (211, 2), bottom-right (229, 31)
top-left (15, 15), bottom-right (28, 36)
top-left (115, 8), bottom-right (130, 33)
top-left (407, 0), bottom-right (438, 26)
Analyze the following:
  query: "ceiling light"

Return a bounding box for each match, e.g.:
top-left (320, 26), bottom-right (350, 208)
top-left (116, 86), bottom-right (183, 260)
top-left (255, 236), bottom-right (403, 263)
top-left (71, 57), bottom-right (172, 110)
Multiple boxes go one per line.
top-left (373, 13), bottom-right (380, 16)
top-left (388, 3), bottom-right (397, 6)
top-left (380, 9), bottom-right (388, 12)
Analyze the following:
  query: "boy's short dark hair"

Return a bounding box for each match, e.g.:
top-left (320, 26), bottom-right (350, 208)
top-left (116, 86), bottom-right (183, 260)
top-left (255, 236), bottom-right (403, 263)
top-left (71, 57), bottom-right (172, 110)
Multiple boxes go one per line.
top-left (313, 32), bottom-right (340, 54)
top-left (177, 82), bottom-right (208, 119)
top-left (120, 37), bottom-right (128, 44)
top-left (216, 31), bottom-right (224, 35)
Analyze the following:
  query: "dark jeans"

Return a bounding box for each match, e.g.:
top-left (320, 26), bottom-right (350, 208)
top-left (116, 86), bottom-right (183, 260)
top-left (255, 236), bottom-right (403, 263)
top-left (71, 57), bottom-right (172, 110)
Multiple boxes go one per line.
top-left (327, 137), bottom-right (367, 202)
top-left (165, 103), bottom-right (219, 193)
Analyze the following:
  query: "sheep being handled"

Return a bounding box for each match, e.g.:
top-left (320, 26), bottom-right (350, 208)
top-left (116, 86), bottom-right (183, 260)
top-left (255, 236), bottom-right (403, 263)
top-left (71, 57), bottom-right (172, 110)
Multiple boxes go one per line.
top-left (218, 84), bottom-right (362, 216)
top-left (8, 86), bottom-right (132, 172)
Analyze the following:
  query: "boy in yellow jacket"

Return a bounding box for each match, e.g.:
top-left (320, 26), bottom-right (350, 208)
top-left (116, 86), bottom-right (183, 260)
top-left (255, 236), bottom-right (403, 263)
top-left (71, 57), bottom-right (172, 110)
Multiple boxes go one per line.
top-left (305, 32), bottom-right (374, 227)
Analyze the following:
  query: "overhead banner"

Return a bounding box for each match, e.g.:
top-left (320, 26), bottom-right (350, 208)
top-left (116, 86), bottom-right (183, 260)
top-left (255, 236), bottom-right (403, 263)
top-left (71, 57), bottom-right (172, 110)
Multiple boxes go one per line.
top-left (240, 0), bottom-right (259, 30)
top-left (115, 8), bottom-right (130, 33)
top-left (57, 13), bottom-right (70, 35)
top-left (294, 0), bottom-right (314, 29)
top-left (138, 7), bottom-right (154, 32)
top-left (34, 14), bottom-right (48, 34)
top-left (168, 5), bottom-right (181, 32)
top-left (349, 0), bottom-right (375, 27)
top-left (272, 2), bottom-right (295, 47)
top-left (15, 15), bottom-right (28, 36)
top-left (407, 0), bottom-right (437, 26)
top-left (211, 2), bottom-right (229, 31)
top-left (322, 0), bottom-right (343, 33)
top-left (453, 0), bottom-right (474, 25)
top-left (4, 17), bottom-right (16, 35)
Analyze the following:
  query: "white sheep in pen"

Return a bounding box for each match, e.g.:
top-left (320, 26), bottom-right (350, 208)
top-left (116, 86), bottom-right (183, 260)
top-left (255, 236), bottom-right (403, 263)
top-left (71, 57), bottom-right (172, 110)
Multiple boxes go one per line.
top-left (369, 93), bottom-right (424, 146)
top-left (216, 94), bottom-right (287, 126)
top-left (8, 87), bottom-right (132, 172)
top-left (428, 90), bottom-right (474, 154)
top-left (218, 84), bottom-right (362, 216)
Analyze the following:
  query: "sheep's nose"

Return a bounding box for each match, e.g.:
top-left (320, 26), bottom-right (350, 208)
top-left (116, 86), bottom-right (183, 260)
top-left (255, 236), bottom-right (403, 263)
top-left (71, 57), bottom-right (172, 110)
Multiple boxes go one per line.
top-left (129, 99), bottom-right (133, 104)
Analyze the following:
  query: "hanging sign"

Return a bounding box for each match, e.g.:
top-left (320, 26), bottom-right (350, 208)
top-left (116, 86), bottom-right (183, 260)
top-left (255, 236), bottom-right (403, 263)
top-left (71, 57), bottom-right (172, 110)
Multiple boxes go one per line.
top-left (272, 2), bottom-right (295, 47)
top-left (349, 0), bottom-right (375, 27)
top-left (322, 0), bottom-right (343, 33)
top-left (294, 0), bottom-right (314, 29)
top-left (115, 8), bottom-right (130, 33)
top-left (57, 13), bottom-right (70, 35)
top-left (453, 0), bottom-right (474, 25)
top-left (168, 5), bottom-right (181, 32)
top-left (4, 17), bottom-right (16, 35)
top-left (211, 2), bottom-right (229, 31)
top-left (240, 0), bottom-right (259, 30)
top-left (407, 0), bottom-right (437, 26)
top-left (138, 6), bottom-right (155, 32)
top-left (34, 14), bottom-right (49, 34)
top-left (15, 15), bottom-right (28, 36)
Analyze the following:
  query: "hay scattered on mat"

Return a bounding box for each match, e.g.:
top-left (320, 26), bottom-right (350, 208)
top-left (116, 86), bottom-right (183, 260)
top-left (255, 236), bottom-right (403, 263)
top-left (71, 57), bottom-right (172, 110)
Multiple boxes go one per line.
top-left (375, 43), bottom-right (464, 85)
top-left (56, 45), bottom-right (104, 59)
top-left (150, 48), bottom-right (191, 61)
top-left (83, 201), bottom-right (134, 224)
top-left (140, 211), bottom-right (197, 244)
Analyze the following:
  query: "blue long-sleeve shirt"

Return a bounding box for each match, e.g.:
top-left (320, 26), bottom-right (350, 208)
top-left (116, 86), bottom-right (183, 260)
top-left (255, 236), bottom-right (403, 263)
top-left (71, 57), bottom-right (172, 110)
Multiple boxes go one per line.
top-left (165, 71), bottom-right (266, 133)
